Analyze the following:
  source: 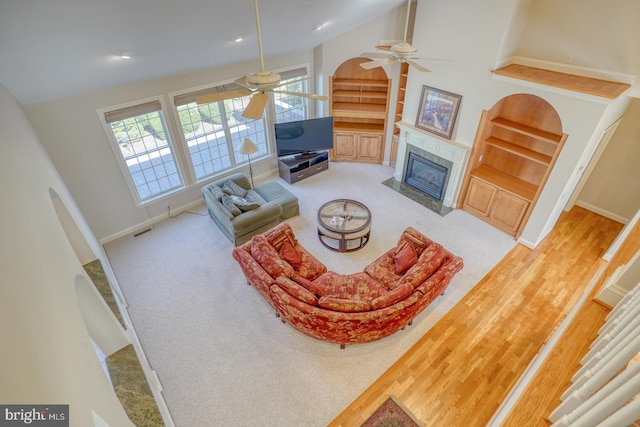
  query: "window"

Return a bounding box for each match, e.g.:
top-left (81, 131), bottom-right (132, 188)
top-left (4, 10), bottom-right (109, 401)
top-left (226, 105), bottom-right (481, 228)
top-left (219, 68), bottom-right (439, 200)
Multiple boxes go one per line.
top-left (100, 66), bottom-right (312, 204)
top-left (274, 68), bottom-right (309, 123)
top-left (103, 100), bottom-right (183, 203)
top-left (174, 83), bottom-right (268, 181)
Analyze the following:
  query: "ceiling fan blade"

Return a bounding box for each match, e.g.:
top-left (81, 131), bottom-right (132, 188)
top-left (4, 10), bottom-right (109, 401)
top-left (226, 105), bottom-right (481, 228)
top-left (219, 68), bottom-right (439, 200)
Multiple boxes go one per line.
top-left (196, 88), bottom-right (253, 104)
top-left (234, 75), bottom-right (251, 89)
top-left (361, 52), bottom-right (389, 59)
top-left (359, 58), bottom-right (392, 70)
top-left (407, 60), bottom-right (431, 72)
top-left (242, 93), bottom-right (269, 120)
top-left (275, 90), bottom-right (329, 101)
top-left (374, 45), bottom-right (392, 51)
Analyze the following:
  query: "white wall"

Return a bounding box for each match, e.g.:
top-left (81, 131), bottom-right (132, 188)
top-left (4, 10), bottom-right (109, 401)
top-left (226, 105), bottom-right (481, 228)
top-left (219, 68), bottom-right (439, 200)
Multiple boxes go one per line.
top-left (516, 0), bottom-right (640, 78)
top-left (0, 83), bottom-right (134, 426)
top-left (578, 98), bottom-right (640, 222)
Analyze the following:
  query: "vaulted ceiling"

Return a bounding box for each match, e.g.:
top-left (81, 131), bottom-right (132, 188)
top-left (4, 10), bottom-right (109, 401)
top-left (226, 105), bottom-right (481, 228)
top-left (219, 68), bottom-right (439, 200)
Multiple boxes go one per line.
top-left (0, 0), bottom-right (407, 104)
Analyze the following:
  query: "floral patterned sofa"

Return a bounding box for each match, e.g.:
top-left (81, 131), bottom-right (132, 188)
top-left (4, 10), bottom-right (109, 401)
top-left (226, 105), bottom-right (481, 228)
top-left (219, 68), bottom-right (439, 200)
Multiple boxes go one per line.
top-left (232, 223), bottom-right (463, 348)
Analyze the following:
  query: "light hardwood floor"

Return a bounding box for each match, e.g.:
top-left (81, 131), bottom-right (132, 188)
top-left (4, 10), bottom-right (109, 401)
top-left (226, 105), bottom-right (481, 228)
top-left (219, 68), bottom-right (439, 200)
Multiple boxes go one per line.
top-left (329, 206), bottom-right (625, 426)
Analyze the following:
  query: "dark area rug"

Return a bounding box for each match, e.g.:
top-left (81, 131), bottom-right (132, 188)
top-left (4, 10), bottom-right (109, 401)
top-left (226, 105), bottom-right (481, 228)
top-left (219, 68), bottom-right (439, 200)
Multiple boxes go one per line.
top-left (361, 395), bottom-right (424, 427)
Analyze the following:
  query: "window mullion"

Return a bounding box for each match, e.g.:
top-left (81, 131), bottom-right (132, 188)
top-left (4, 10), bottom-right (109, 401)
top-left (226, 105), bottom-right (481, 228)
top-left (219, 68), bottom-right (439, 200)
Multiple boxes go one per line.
top-left (219, 101), bottom-right (237, 166)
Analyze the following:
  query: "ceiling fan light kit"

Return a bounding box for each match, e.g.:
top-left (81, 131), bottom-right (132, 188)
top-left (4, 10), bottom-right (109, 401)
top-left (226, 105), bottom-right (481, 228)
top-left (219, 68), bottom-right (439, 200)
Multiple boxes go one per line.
top-left (196, 0), bottom-right (328, 120)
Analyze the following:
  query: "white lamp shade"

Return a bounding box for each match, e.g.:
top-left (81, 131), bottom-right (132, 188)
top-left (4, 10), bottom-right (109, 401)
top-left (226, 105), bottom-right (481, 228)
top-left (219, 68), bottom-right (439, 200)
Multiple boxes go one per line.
top-left (238, 138), bottom-right (258, 155)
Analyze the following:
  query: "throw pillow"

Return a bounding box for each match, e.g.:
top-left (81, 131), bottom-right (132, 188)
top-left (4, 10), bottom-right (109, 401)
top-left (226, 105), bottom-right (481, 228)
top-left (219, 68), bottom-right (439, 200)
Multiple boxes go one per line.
top-left (222, 179), bottom-right (248, 197)
top-left (396, 230), bottom-right (428, 257)
top-left (394, 241), bottom-right (418, 274)
top-left (250, 234), bottom-right (295, 278)
top-left (230, 195), bottom-right (260, 212)
top-left (396, 243), bottom-right (446, 290)
top-left (221, 193), bottom-right (242, 216)
top-left (265, 226), bottom-right (297, 250)
top-left (279, 240), bottom-right (302, 269)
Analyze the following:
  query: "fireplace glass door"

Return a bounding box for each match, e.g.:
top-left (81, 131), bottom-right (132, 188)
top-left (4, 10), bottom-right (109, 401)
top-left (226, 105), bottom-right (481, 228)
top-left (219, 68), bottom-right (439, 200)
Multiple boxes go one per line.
top-left (404, 152), bottom-right (449, 201)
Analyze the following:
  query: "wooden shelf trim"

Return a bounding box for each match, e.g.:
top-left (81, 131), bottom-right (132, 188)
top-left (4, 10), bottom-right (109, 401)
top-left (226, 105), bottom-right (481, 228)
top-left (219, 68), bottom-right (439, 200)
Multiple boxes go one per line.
top-left (492, 117), bottom-right (562, 144)
top-left (334, 122), bottom-right (384, 133)
top-left (332, 78), bottom-right (389, 87)
top-left (493, 64), bottom-right (630, 99)
top-left (471, 164), bottom-right (537, 201)
top-left (332, 102), bottom-right (387, 119)
top-left (332, 90), bottom-right (388, 99)
top-left (485, 136), bottom-right (552, 165)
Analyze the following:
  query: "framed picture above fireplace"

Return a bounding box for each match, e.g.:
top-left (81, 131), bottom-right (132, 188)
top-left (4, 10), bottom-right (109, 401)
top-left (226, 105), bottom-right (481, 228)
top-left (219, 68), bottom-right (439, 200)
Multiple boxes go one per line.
top-left (415, 85), bottom-right (462, 140)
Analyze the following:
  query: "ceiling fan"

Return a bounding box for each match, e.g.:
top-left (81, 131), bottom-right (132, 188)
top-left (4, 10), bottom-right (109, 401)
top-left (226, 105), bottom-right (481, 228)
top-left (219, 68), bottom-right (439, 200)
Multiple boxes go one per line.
top-left (196, 0), bottom-right (328, 120)
top-left (360, 0), bottom-right (433, 72)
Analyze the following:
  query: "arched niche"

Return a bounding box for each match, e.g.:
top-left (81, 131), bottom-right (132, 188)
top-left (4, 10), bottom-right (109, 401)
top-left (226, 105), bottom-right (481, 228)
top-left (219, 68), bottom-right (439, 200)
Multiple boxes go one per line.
top-left (74, 275), bottom-right (129, 356)
top-left (49, 188), bottom-right (95, 265)
top-left (486, 93), bottom-right (564, 135)
top-left (458, 93), bottom-right (568, 238)
top-left (49, 187), bottom-right (129, 356)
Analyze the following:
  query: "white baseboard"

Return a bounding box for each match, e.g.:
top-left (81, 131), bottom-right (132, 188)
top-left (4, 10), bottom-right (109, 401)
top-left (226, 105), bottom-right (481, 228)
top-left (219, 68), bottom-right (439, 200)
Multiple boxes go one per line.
top-left (596, 282), bottom-right (628, 308)
top-left (99, 199), bottom-right (205, 245)
top-left (575, 200), bottom-right (630, 224)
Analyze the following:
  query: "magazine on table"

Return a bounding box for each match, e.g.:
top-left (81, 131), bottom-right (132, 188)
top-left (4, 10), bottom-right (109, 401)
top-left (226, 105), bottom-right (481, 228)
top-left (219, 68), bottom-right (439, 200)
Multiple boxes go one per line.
top-left (329, 215), bottom-right (344, 227)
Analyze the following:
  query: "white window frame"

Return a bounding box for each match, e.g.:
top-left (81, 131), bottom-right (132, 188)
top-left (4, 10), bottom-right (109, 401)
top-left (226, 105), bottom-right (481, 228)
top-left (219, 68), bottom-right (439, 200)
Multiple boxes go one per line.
top-left (171, 81), bottom-right (271, 183)
top-left (97, 96), bottom-right (185, 206)
top-left (169, 65), bottom-right (311, 183)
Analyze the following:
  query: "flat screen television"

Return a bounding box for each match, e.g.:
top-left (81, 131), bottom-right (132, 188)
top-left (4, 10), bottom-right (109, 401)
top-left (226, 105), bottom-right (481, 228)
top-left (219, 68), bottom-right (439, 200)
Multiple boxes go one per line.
top-left (274, 117), bottom-right (334, 157)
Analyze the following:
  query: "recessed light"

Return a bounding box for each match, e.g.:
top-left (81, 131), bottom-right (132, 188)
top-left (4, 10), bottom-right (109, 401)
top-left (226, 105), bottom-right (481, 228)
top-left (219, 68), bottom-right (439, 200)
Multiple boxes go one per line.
top-left (234, 34), bottom-right (244, 42)
top-left (313, 23), bottom-right (326, 31)
top-left (119, 51), bottom-right (132, 59)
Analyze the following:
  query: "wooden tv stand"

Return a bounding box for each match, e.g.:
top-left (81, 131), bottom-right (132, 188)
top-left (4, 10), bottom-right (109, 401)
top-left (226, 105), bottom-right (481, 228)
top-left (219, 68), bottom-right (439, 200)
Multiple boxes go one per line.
top-left (278, 151), bottom-right (329, 184)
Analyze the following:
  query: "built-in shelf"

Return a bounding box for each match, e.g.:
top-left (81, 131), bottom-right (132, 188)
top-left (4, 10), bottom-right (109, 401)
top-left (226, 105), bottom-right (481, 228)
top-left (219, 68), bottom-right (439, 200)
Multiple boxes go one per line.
top-left (484, 137), bottom-right (552, 165)
top-left (491, 117), bottom-right (562, 144)
top-left (493, 64), bottom-right (631, 99)
top-left (332, 90), bottom-right (389, 99)
top-left (459, 93), bottom-right (568, 238)
top-left (329, 57), bottom-right (391, 164)
top-left (471, 164), bottom-right (537, 201)
top-left (333, 122), bottom-right (385, 133)
top-left (331, 102), bottom-right (387, 119)
top-left (332, 78), bottom-right (389, 88)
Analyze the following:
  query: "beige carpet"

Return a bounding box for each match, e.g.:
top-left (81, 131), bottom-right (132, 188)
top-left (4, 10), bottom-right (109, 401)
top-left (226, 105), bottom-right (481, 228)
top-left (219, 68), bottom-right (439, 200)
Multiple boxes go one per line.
top-left (104, 162), bottom-right (516, 427)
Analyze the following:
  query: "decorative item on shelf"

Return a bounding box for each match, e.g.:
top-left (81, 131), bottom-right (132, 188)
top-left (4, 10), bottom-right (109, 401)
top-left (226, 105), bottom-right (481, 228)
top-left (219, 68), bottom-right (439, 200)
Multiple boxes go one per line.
top-left (238, 138), bottom-right (259, 188)
top-left (415, 85), bottom-right (462, 140)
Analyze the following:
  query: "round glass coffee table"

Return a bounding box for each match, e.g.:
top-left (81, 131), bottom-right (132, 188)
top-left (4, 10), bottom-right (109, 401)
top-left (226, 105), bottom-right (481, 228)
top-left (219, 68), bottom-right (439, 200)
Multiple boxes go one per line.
top-left (317, 199), bottom-right (371, 252)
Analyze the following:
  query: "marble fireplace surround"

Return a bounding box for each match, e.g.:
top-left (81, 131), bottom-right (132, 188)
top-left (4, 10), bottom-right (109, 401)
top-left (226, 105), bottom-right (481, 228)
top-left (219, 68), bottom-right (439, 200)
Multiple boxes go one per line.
top-left (393, 122), bottom-right (470, 208)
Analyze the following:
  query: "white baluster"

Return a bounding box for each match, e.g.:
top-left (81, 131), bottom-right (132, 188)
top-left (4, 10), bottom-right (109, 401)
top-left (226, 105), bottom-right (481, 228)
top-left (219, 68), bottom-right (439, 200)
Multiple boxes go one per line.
top-left (590, 301), bottom-right (640, 354)
top-left (578, 308), bottom-right (640, 373)
top-left (550, 359), bottom-right (640, 424)
top-left (561, 332), bottom-right (640, 408)
top-left (596, 396), bottom-right (640, 427)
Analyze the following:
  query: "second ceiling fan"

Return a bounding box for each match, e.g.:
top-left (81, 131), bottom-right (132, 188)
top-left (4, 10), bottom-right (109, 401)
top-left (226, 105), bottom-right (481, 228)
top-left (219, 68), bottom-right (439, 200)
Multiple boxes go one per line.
top-left (361, 0), bottom-right (435, 72)
top-left (197, 0), bottom-right (328, 120)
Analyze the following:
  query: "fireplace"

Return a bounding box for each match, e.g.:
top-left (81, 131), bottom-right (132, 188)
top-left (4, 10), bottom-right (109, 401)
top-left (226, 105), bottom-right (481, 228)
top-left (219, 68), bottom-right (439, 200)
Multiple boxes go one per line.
top-left (392, 122), bottom-right (470, 209)
top-left (404, 152), bottom-right (449, 201)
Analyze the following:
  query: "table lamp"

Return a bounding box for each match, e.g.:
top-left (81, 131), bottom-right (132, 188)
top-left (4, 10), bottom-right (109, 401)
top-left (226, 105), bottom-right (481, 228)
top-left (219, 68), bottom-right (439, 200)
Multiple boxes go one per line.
top-left (238, 137), bottom-right (259, 188)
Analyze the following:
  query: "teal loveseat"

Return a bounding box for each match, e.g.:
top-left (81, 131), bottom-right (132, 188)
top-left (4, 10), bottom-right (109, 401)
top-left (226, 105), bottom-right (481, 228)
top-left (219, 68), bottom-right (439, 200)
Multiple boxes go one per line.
top-left (201, 173), bottom-right (299, 246)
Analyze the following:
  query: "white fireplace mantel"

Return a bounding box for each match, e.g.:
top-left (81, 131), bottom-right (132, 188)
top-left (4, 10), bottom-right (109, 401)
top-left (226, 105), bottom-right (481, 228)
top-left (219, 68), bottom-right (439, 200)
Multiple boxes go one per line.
top-left (394, 121), bottom-right (470, 208)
